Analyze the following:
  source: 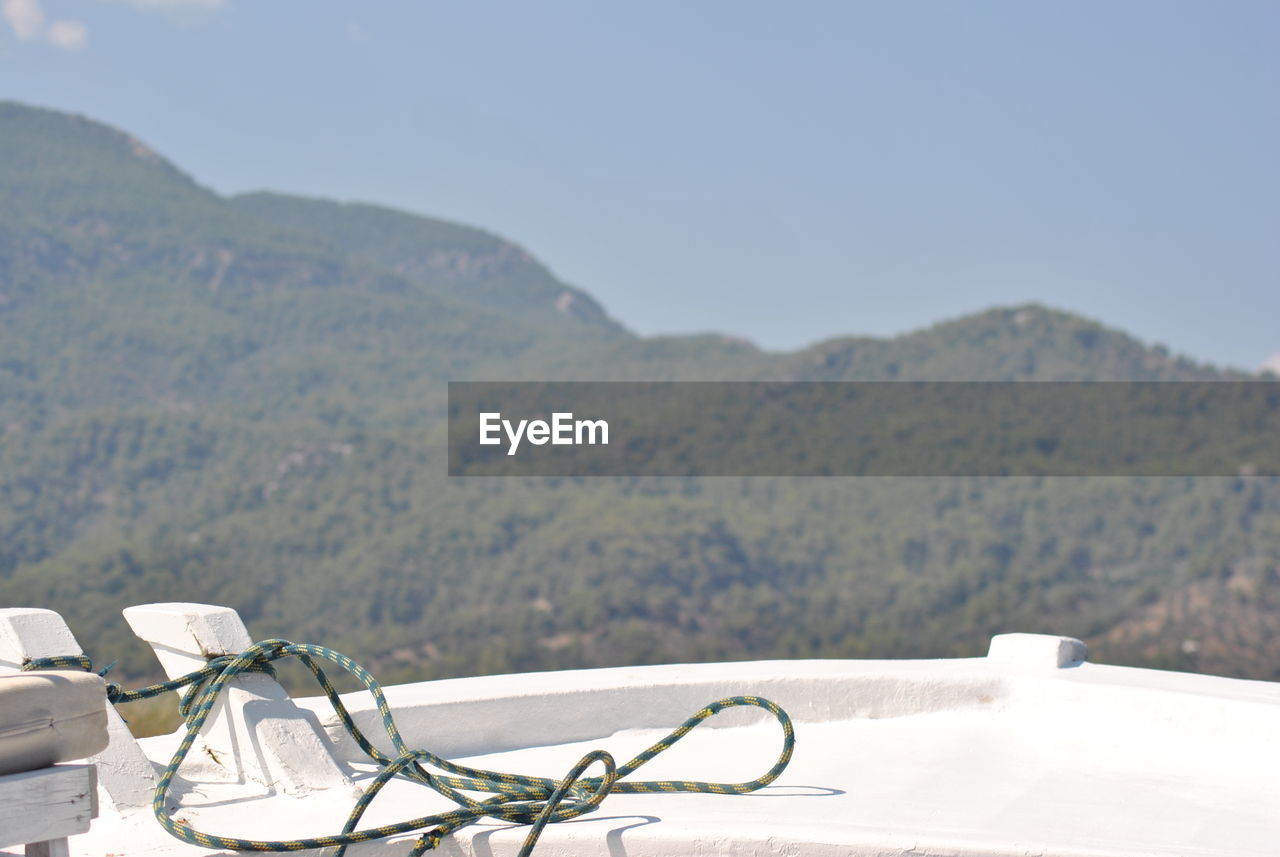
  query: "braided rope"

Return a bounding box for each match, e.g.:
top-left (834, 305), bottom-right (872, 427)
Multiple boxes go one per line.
top-left (24, 640), bottom-right (795, 856)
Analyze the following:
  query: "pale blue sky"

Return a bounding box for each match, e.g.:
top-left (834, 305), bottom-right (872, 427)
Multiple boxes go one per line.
top-left (2, 1), bottom-right (1277, 370)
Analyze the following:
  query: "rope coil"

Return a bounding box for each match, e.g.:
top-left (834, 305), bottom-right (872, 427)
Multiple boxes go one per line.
top-left (25, 640), bottom-right (795, 856)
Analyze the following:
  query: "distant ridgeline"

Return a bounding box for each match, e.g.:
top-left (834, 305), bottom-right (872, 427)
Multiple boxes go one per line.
top-left (1, 101), bottom-right (1277, 693)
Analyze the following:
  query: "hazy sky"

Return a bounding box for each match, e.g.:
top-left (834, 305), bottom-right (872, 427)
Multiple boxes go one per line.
top-left (2, 1), bottom-right (1277, 371)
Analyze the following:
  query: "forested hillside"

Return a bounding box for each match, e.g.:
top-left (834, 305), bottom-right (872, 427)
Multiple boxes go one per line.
top-left (2, 101), bottom-right (1277, 703)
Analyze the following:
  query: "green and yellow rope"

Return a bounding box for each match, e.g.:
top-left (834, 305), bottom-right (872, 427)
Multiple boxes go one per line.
top-left (25, 639), bottom-right (795, 856)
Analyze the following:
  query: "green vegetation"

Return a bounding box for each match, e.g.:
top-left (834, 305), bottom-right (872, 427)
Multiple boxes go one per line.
top-left (2, 101), bottom-right (1277, 701)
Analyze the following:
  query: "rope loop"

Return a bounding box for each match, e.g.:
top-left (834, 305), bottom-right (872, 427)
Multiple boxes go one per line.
top-left (24, 641), bottom-right (796, 856)
top-left (22, 654), bottom-right (94, 673)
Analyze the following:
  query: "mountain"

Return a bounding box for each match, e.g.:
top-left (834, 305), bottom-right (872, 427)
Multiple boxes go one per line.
top-left (229, 192), bottom-right (621, 334)
top-left (1, 101), bottom-right (1277, 718)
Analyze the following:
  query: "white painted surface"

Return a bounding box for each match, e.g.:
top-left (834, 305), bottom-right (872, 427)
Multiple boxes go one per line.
top-left (25, 839), bottom-right (72, 857)
top-left (0, 765), bottom-right (97, 851)
top-left (986, 631), bottom-right (1087, 669)
top-left (121, 603), bottom-right (350, 796)
top-left (7, 605), bottom-right (1278, 857)
top-left (121, 656), bottom-right (1280, 857)
top-left (0, 609), bottom-right (155, 810)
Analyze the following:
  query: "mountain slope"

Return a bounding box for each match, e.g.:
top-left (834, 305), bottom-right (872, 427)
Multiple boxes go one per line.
top-left (1, 101), bottom-right (1277, 698)
top-left (0, 102), bottom-right (630, 424)
top-left (231, 192), bottom-right (623, 335)
top-left (788, 305), bottom-right (1238, 381)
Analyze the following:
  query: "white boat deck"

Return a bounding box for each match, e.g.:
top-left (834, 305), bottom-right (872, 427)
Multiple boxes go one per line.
top-left (2, 605), bottom-right (1277, 857)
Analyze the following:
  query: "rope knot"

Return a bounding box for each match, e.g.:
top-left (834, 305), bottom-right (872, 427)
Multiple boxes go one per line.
top-left (408, 830), bottom-right (443, 857)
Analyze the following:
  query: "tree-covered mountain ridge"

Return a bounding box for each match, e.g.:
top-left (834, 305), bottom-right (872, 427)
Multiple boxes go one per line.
top-left (2, 100), bottom-right (1276, 699)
